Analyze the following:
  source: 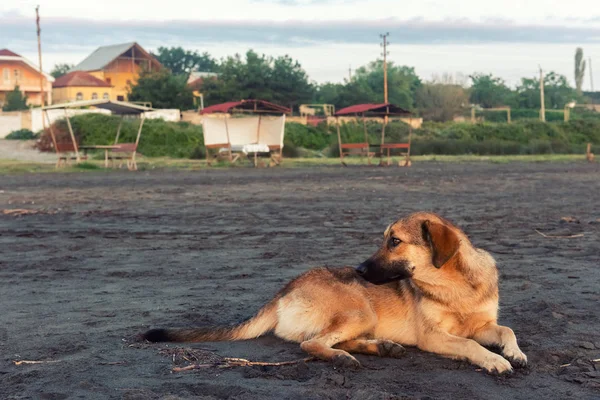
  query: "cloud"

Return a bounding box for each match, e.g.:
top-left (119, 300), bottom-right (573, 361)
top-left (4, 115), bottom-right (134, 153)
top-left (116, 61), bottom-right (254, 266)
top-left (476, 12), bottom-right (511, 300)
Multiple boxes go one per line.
top-left (2, 16), bottom-right (600, 57)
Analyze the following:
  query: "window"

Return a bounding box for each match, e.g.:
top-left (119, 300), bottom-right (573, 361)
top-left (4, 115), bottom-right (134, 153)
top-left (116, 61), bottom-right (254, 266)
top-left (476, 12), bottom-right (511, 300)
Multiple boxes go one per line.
top-left (106, 78), bottom-right (111, 85)
top-left (76, 92), bottom-right (83, 101)
top-left (91, 93), bottom-right (98, 100)
top-left (2, 68), bottom-right (9, 82)
top-left (14, 69), bottom-right (21, 82)
top-left (117, 95), bottom-right (124, 101)
top-left (103, 93), bottom-right (109, 100)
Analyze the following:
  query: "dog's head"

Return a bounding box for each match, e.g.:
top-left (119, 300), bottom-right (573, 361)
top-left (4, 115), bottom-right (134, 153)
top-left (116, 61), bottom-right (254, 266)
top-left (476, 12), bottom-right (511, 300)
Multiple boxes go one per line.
top-left (356, 212), bottom-right (462, 284)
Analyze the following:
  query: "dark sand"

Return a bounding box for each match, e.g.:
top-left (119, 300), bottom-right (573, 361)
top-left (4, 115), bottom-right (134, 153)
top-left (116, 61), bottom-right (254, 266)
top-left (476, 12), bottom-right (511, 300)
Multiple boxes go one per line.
top-left (1, 163), bottom-right (599, 400)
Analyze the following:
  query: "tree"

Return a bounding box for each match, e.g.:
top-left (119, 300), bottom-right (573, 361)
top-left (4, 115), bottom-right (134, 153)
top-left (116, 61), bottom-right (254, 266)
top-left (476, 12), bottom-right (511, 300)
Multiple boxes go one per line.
top-left (128, 69), bottom-right (194, 110)
top-left (469, 73), bottom-right (513, 108)
top-left (315, 60), bottom-right (421, 109)
top-left (2, 86), bottom-right (28, 111)
top-left (415, 83), bottom-right (469, 121)
top-left (575, 47), bottom-right (586, 95)
top-left (50, 63), bottom-right (74, 79)
top-left (200, 50), bottom-right (314, 107)
top-left (513, 72), bottom-right (578, 109)
top-left (152, 47), bottom-right (219, 77)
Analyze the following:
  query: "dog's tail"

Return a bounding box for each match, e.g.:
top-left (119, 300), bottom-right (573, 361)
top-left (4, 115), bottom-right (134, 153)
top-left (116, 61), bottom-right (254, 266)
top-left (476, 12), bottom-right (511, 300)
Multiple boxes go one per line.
top-left (142, 299), bottom-right (279, 343)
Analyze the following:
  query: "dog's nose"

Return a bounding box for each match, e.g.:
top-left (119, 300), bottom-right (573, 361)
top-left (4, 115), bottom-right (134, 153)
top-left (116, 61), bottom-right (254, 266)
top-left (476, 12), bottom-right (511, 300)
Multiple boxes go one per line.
top-left (356, 263), bottom-right (368, 275)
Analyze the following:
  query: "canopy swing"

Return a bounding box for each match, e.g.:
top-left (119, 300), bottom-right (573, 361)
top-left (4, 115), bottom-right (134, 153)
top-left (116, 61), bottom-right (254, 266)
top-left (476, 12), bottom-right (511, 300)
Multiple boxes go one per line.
top-left (42, 99), bottom-right (153, 170)
top-left (334, 103), bottom-right (413, 167)
top-left (200, 99), bottom-right (291, 167)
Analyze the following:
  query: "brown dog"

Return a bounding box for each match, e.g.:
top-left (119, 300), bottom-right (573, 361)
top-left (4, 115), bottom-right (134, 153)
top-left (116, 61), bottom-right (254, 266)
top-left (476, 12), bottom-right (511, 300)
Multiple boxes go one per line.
top-left (143, 212), bottom-right (527, 374)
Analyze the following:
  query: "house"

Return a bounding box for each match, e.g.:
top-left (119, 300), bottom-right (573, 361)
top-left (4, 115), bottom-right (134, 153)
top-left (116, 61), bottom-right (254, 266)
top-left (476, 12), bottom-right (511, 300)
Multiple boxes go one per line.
top-left (69, 42), bottom-right (162, 101)
top-left (0, 49), bottom-right (54, 107)
top-left (52, 71), bottom-right (113, 104)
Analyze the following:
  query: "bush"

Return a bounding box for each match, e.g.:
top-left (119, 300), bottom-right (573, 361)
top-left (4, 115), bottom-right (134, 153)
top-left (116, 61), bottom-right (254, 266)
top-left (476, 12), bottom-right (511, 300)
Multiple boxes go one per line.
top-left (5, 129), bottom-right (37, 140)
top-left (284, 122), bottom-right (330, 150)
top-left (37, 114), bottom-right (204, 158)
top-left (35, 114), bottom-right (600, 158)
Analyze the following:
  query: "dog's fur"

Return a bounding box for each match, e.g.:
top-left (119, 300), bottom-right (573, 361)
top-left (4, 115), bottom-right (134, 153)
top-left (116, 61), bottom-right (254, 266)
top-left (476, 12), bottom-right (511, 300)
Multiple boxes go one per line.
top-left (143, 212), bottom-right (527, 374)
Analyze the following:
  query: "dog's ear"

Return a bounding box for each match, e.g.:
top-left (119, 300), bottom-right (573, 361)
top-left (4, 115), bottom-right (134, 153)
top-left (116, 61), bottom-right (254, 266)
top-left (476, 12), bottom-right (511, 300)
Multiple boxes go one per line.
top-left (421, 220), bottom-right (460, 268)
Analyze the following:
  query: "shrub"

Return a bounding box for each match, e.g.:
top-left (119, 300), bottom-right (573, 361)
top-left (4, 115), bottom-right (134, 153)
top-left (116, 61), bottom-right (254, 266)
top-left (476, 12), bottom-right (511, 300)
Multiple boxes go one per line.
top-left (37, 114), bottom-right (204, 158)
top-left (5, 129), bottom-right (37, 140)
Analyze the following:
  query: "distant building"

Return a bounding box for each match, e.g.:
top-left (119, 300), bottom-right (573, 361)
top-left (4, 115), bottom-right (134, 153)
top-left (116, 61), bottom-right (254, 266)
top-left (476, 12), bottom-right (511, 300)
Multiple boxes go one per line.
top-left (69, 42), bottom-right (162, 101)
top-left (0, 48), bottom-right (54, 107)
top-left (187, 71), bottom-right (218, 109)
top-left (52, 71), bottom-right (113, 104)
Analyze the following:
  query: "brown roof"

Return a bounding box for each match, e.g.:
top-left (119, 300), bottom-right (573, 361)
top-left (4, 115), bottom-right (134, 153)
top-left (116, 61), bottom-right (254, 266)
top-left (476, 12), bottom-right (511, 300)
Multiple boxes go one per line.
top-left (53, 71), bottom-right (112, 88)
top-left (0, 49), bottom-right (21, 57)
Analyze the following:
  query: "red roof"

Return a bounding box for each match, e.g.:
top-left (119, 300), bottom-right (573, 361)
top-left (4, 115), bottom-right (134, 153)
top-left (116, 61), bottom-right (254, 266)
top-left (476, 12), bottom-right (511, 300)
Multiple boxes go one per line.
top-left (335, 103), bottom-right (411, 116)
top-left (200, 99), bottom-right (291, 115)
top-left (0, 49), bottom-right (21, 57)
top-left (53, 71), bottom-right (112, 88)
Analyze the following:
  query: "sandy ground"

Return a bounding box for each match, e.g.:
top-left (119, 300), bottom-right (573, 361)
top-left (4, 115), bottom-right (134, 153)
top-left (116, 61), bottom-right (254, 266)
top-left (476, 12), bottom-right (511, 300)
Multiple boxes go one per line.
top-left (1, 163), bottom-right (599, 400)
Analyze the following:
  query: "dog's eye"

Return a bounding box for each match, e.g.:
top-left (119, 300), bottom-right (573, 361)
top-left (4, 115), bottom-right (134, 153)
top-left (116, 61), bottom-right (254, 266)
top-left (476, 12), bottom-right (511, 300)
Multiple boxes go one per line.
top-left (390, 237), bottom-right (401, 247)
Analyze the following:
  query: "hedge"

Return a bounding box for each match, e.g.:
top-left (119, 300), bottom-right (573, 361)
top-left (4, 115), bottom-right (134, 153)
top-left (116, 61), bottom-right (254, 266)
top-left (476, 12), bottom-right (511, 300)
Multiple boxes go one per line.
top-left (36, 114), bottom-right (600, 159)
top-left (5, 129), bottom-right (37, 140)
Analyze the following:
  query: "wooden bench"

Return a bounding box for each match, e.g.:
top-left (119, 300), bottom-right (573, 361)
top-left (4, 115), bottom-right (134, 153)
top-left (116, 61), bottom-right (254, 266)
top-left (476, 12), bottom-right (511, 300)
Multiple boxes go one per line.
top-left (380, 142), bottom-right (411, 167)
top-left (55, 142), bottom-right (87, 167)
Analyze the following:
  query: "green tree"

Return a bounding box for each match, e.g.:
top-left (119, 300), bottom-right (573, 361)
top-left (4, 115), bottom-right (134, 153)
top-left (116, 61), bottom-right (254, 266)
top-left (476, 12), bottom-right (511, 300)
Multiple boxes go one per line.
top-left (513, 72), bottom-right (578, 109)
top-left (415, 83), bottom-right (469, 121)
top-left (2, 86), bottom-right (28, 111)
top-left (50, 63), bottom-right (74, 79)
top-left (469, 73), bottom-right (513, 108)
top-left (315, 60), bottom-right (420, 109)
top-left (574, 47), bottom-right (586, 95)
top-left (128, 69), bottom-right (194, 110)
top-left (201, 50), bottom-right (314, 107)
top-left (152, 47), bottom-right (219, 77)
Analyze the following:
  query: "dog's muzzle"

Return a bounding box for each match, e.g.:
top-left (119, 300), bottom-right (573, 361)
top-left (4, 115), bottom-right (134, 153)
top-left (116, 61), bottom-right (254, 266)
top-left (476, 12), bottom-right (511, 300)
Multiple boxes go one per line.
top-left (356, 258), bottom-right (413, 284)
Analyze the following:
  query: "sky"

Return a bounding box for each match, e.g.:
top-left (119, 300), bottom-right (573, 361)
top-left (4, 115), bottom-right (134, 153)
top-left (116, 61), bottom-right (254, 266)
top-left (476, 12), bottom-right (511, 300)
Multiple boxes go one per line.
top-left (1, 0), bottom-right (600, 88)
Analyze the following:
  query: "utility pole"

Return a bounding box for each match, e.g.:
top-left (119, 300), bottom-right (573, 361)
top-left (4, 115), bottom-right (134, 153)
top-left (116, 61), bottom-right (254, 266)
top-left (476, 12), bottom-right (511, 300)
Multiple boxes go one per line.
top-left (590, 57), bottom-right (595, 107)
top-left (539, 66), bottom-right (546, 122)
top-left (36, 6), bottom-right (45, 109)
top-left (380, 32), bottom-right (390, 103)
top-left (589, 57), bottom-right (594, 92)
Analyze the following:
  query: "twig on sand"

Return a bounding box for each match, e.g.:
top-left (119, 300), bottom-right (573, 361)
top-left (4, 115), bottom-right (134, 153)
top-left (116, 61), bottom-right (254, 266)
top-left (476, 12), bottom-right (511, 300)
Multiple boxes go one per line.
top-left (2, 208), bottom-right (56, 216)
top-left (534, 229), bottom-right (584, 239)
top-left (172, 357), bottom-right (315, 372)
top-left (13, 360), bottom-right (61, 365)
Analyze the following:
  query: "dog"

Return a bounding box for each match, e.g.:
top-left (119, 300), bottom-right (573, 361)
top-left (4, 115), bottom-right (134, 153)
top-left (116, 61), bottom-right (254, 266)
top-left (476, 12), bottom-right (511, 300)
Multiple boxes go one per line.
top-left (143, 212), bottom-right (527, 374)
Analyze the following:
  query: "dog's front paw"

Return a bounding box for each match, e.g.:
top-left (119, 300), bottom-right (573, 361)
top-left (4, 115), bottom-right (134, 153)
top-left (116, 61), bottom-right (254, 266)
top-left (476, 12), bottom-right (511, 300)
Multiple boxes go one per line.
top-left (377, 340), bottom-right (406, 358)
top-left (332, 353), bottom-right (361, 369)
top-left (503, 345), bottom-right (528, 368)
top-left (480, 353), bottom-right (513, 375)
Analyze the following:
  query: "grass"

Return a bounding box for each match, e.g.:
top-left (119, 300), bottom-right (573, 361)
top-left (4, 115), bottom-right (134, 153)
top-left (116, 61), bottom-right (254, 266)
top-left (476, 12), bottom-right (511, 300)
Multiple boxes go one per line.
top-left (0, 154), bottom-right (589, 174)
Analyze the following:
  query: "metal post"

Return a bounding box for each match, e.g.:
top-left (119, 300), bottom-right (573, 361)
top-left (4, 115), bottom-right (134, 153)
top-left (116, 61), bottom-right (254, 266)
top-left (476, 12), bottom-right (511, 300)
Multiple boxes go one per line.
top-left (45, 110), bottom-right (57, 150)
top-left (224, 116), bottom-right (232, 162)
top-left (114, 116), bottom-right (124, 144)
top-left (336, 118), bottom-right (343, 165)
top-left (64, 108), bottom-right (80, 162)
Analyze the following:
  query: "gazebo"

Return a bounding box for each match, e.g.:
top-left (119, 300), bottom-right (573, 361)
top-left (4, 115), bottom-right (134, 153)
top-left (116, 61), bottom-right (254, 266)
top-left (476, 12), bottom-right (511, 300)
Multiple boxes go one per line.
top-left (42, 99), bottom-right (153, 170)
top-left (200, 99), bottom-right (291, 167)
top-left (334, 103), bottom-right (413, 167)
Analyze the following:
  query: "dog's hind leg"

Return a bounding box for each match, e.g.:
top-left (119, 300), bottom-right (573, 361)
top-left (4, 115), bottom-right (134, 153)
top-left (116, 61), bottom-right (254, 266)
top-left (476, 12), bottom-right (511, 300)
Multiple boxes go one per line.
top-left (335, 339), bottom-right (406, 358)
top-left (472, 323), bottom-right (528, 368)
top-left (300, 313), bottom-right (375, 369)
